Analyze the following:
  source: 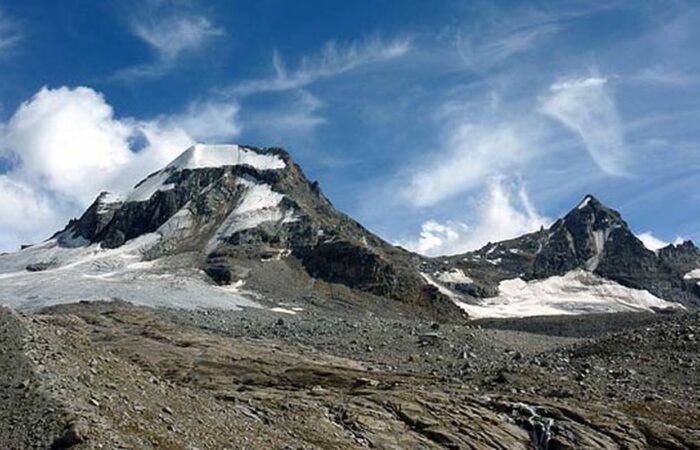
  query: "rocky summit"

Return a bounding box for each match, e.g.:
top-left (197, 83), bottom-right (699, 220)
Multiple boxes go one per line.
top-left (1, 144), bottom-right (700, 449)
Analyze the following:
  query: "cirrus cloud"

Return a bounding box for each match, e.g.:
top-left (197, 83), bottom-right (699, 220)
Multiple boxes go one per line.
top-left (540, 76), bottom-right (629, 176)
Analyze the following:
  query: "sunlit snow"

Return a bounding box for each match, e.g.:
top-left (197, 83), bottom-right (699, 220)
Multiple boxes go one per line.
top-left (0, 234), bottom-right (261, 311)
top-left (423, 270), bottom-right (682, 319)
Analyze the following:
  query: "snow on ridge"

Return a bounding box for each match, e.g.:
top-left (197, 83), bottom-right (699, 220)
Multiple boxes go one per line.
top-left (577, 196), bottom-right (592, 210)
top-left (167, 144), bottom-right (286, 172)
top-left (126, 170), bottom-right (176, 203)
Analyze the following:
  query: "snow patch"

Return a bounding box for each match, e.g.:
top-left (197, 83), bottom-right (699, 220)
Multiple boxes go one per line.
top-left (455, 270), bottom-right (682, 319)
top-left (420, 273), bottom-right (461, 300)
top-left (435, 268), bottom-right (473, 284)
top-left (207, 178), bottom-right (296, 250)
top-left (684, 269), bottom-right (700, 286)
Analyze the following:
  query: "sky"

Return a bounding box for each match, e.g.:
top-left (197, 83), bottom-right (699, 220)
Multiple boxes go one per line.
top-left (0, 0), bottom-right (698, 254)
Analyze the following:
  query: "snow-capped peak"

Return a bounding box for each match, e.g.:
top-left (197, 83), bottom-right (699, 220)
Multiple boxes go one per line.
top-left (126, 144), bottom-right (287, 203)
top-left (166, 144), bottom-right (286, 172)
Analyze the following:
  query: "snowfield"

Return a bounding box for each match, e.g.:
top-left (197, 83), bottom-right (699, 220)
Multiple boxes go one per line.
top-left (422, 269), bottom-right (683, 319)
top-left (0, 234), bottom-right (261, 311)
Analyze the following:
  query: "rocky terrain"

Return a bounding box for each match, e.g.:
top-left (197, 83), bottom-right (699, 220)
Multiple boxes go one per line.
top-left (1, 300), bottom-right (699, 449)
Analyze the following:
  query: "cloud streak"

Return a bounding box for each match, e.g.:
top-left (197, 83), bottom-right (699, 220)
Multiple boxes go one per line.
top-left (540, 76), bottom-right (628, 176)
top-left (0, 8), bottom-right (20, 58)
top-left (229, 36), bottom-right (412, 96)
top-left (114, 13), bottom-right (224, 81)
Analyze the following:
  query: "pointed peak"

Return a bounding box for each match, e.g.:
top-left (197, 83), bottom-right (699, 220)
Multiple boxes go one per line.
top-left (562, 194), bottom-right (627, 230)
top-left (575, 194), bottom-right (603, 210)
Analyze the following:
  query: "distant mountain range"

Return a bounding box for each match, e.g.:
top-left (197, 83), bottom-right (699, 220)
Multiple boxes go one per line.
top-left (1, 144), bottom-right (699, 319)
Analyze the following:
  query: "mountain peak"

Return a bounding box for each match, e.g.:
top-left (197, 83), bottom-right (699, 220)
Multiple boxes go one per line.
top-left (166, 144), bottom-right (287, 173)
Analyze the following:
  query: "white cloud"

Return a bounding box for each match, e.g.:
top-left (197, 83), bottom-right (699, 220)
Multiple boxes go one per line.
top-left (636, 231), bottom-right (685, 251)
top-left (229, 36), bottom-right (412, 96)
top-left (133, 15), bottom-right (223, 61)
top-left (401, 122), bottom-right (537, 208)
top-left (0, 176), bottom-right (59, 242)
top-left (166, 99), bottom-right (241, 143)
top-left (540, 76), bottom-right (628, 176)
top-left (4, 87), bottom-right (137, 203)
top-left (401, 178), bottom-right (550, 256)
top-left (115, 14), bottom-right (224, 80)
top-left (0, 85), bottom-right (240, 251)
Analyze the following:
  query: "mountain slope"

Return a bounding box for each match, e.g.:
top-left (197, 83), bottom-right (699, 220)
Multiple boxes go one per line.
top-left (3, 144), bottom-right (457, 318)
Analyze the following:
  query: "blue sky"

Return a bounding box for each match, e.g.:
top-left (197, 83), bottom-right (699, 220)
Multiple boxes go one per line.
top-left (0, 0), bottom-right (698, 254)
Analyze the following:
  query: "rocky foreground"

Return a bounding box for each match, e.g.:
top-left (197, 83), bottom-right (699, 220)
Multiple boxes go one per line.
top-left (2, 300), bottom-right (699, 449)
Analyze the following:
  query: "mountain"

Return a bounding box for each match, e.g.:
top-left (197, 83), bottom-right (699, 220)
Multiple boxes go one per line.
top-left (1, 144), bottom-right (456, 319)
top-left (421, 195), bottom-right (700, 317)
top-left (1, 144), bottom-right (698, 319)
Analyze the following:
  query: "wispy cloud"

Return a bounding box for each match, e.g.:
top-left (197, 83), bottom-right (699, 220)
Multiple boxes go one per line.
top-left (243, 90), bottom-right (325, 139)
top-left (540, 76), bottom-right (629, 176)
top-left (0, 8), bottom-right (20, 58)
top-left (631, 66), bottom-right (698, 86)
top-left (228, 36), bottom-right (412, 96)
top-left (400, 119), bottom-right (540, 208)
top-left (400, 178), bottom-right (550, 256)
top-left (114, 13), bottom-right (224, 81)
top-left (456, 23), bottom-right (559, 71)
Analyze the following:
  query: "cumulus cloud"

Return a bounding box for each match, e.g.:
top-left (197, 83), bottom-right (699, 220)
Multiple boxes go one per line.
top-left (540, 76), bottom-right (628, 176)
top-left (229, 36), bottom-right (412, 96)
top-left (0, 85), bottom-right (240, 251)
top-left (401, 178), bottom-right (550, 256)
top-left (401, 122), bottom-right (537, 208)
top-left (115, 13), bottom-right (224, 80)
